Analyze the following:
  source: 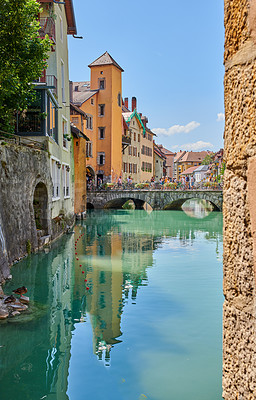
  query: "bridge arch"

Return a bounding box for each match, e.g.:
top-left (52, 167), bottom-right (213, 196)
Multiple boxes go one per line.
top-left (87, 202), bottom-right (94, 210)
top-left (103, 197), bottom-right (151, 210)
top-left (86, 189), bottom-right (223, 211)
top-left (163, 197), bottom-right (221, 212)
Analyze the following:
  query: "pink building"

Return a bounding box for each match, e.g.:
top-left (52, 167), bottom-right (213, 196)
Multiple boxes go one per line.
top-left (157, 145), bottom-right (176, 179)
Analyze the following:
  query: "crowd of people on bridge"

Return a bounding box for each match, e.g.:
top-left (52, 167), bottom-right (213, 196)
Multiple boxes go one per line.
top-left (87, 173), bottom-right (220, 191)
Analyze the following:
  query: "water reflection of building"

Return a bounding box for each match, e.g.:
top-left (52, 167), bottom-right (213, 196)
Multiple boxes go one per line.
top-left (86, 234), bottom-right (123, 365)
top-left (72, 208), bottom-right (223, 366)
top-left (0, 235), bottom-right (74, 400)
top-left (72, 215), bottom-right (156, 365)
top-left (121, 232), bottom-right (155, 300)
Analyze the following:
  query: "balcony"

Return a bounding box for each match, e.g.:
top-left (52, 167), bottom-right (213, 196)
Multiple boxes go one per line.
top-left (38, 17), bottom-right (56, 43)
top-left (36, 73), bottom-right (58, 96)
top-left (122, 135), bottom-right (131, 153)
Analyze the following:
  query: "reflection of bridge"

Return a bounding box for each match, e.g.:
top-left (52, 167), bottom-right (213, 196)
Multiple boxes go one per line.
top-left (87, 189), bottom-right (223, 211)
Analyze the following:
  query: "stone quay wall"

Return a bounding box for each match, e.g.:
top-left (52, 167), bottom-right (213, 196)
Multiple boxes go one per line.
top-left (0, 143), bottom-right (52, 282)
top-left (223, 0), bottom-right (256, 398)
top-left (0, 142), bottom-right (74, 284)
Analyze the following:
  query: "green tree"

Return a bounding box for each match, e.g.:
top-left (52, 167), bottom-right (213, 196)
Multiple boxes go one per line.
top-left (0, 0), bottom-right (51, 132)
top-left (202, 153), bottom-right (215, 165)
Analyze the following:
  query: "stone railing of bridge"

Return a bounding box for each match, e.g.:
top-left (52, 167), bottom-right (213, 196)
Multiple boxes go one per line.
top-left (87, 189), bottom-right (223, 211)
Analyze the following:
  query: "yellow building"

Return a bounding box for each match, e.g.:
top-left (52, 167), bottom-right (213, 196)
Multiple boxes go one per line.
top-left (175, 151), bottom-right (210, 180)
top-left (122, 97), bottom-right (155, 183)
top-left (140, 127), bottom-right (155, 182)
top-left (122, 110), bottom-right (144, 183)
top-left (72, 52), bottom-right (124, 185)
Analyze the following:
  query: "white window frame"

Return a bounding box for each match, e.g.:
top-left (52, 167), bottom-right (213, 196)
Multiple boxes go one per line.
top-left (86, 141), bottom-right (92, 157)
top-left (51, 157), bottom-right (61, 201)
top-left (62, 116), bottom-right (68, 150)
top-left (62, 163), bottom-right (70, 199)
top-left (97, 152), bottom-right (105, 166)
top-left (86, 115), bottom-right (93, 130)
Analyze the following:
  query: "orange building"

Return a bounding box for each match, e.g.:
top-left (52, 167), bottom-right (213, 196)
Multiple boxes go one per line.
top-left (71, 52), bottom-right (124, 185)
top-left (70, 103), bottom-right (89, 216)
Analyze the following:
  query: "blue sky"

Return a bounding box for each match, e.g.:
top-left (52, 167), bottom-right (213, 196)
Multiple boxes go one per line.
top-left (68, 0), bottom-right (224, 152)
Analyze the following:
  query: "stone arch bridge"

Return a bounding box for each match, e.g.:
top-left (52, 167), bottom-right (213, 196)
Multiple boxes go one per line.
top-left (87, 189), bottom-right (223, 211)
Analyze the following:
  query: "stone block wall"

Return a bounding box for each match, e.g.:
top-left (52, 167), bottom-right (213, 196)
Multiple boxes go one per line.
top-left (0, 143), bottom-right (52, 282)
top-left (0, 142), bottom-right (75, 284)
top-left (223, 0), bottom-right (256, 398)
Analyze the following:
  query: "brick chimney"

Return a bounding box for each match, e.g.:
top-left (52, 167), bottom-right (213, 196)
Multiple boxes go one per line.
top-left (124, 97), bottom-right (129, 109)
top-left (132, 97), bottom-right (137, 111)
top-left (141, 116), bottom-right (148, 127)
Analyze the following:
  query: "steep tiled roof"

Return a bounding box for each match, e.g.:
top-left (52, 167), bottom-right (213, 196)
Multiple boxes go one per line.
top-left (39, 0), bottom-right (77, 34)
top-left (122, 104), bottom-right (130, 113)
top-left (122, 110), bottom-right (146, 136)
top-left (158, 145), bottom-right (176, 156)
top-left (122, 116), bottom-right (129, 131)
top-left (73, 90), bottom-right (98, 105)
top-left (154, 144), bottom-right (166, 160)
top-left (179, 151), bottom-right (210, 163)
top-left (194, 165), bottom-right (209, 172)
top-left (174, 150), bottom-right (186, 162)
top-left (70, 103), bottom-right (87, 117)
top-left (88, 52), bottom-right (124, 72)
top-left (72, 81), bottom-right (98, 106)
top-left (181, 166), bottom-right (199, 175)
top-left (146, 127), bottom-right (156, 136)
top-left (122, 112), bottom-right (133, 122)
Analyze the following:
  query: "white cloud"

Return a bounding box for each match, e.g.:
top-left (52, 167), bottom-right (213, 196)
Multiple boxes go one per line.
top-left (172, 141), bottom-right (214, 151)
top-left (217, 113), bottom-right (225, 122)
top-left (152, 121), bottom-right (200, 136)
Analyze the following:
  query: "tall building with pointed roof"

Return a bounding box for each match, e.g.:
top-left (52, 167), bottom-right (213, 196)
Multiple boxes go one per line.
top-left (88, 51), bottom-right (124, 71)
top-left (71, 52), bottom-right (124, 184)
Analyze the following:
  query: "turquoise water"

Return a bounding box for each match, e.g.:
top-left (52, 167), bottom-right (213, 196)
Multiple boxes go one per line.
top-left (0, 208), bottom-right (223, 400)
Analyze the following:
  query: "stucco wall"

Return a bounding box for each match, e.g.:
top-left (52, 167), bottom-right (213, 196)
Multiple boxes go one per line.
top-left (223, 0), bottom-right (256, 398)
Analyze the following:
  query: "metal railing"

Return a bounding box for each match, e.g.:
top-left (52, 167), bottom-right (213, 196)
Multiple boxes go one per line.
top-left (35, 74), bottom-right (57, 95)
top-left (38, 17), bottom-right (56, 43)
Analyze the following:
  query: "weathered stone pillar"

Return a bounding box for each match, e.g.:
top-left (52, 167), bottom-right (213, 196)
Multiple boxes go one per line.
top-left (223, 1), bottom-right (256, 398)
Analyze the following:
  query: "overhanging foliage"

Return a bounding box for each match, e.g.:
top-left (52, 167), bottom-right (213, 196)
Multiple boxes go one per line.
top-left (0, 0), bottom-right (51, 132)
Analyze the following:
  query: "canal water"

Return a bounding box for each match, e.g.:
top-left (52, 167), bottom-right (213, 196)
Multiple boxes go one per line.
top-left (0, 203), bottom-right (223, 400)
